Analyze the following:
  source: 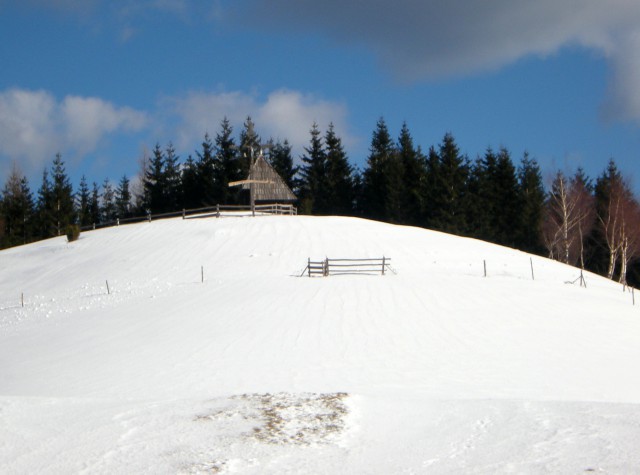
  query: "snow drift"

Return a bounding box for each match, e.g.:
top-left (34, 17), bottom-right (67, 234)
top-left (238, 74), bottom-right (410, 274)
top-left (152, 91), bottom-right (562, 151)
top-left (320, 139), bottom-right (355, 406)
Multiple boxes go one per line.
top-left (1, 215), bottom-right (640, 474)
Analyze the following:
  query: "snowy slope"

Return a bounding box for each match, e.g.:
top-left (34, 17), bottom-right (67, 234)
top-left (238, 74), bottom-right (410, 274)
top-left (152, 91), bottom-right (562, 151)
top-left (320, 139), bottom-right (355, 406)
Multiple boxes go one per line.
top-left (1, 215), bottom-right (640, 474)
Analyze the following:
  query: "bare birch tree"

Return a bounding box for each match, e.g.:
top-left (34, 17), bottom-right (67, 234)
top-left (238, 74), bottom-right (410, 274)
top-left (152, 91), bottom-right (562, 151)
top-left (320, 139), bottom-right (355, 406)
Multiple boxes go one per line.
top-left (543, 170), bottom-right (595, 267)
top-left (616, 187), bottom-right (640, 285)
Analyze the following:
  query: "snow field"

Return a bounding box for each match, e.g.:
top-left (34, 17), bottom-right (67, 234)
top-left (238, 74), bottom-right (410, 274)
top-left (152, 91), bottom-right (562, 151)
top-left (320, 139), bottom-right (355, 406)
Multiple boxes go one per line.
top-left (1, 215), bottom-right (640, 473)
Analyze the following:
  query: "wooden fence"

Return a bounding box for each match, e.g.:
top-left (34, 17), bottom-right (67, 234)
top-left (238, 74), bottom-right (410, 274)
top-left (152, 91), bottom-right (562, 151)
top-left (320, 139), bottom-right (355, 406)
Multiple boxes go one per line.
top-left (80, 203), bottom-right (296, 231)
top-left (302, 257), bottom-right (391, 277)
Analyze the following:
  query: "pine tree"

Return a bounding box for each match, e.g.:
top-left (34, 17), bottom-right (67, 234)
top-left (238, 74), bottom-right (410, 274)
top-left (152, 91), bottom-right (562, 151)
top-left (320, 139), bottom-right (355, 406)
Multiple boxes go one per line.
top-left (89, 182), bottom-right (101, 225)
top-left (428, 133), bottom-right (469, 234)
top-left (422, 145), bottom-right (441, 229)
top-left (215, 118), bottom-right (240, 205)
top-left (299, 122), bottom-right (328, 214)
top-left (492, 147), bottom-right (520, 246)
top-left (50, 153), bottom-right (76, 235)
top-left (1, 165), bottom-right (34, 247)
top-left (324, 123), bottom-right (354, 215)
top-left (101, 179), bottom-right (116, 223)
top-left (77, 175), bottom-right (92, 227)
top-left (36, 169), bottom-right (55, 239)
top-left (144, 143), bottom-right (167, 213)
top-left (397, 122), bottom-right (426, 225)
top-left (362, 117), bottom-right (396, 221)
top-left (473, 147), bottom-right (500, 242)
top-left (237, 116), bottom-right (261, 179)
top-left (516, 153), bottom-right (545, 254)
top-left (196, 134), bottom-right (217, 206)
top-left (164, 142), bottom-right (182, 212)
top-left (181, 155), bottom-right (200, 209)
top-left (115, 175), bottom-right (132, 219)
top-left (268, 139), bottom-right (299, 193)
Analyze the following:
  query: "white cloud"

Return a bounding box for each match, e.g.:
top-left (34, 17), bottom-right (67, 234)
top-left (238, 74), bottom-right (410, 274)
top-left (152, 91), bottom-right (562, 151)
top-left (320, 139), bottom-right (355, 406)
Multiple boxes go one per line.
top-left (165, 89), bottom-right (354, 157)
top-left (0, 88), bottom-right (148, 174)
top-left (244, 0), bottom-right (640, 122)
top-left (62, 96), bottom-right (147, 155)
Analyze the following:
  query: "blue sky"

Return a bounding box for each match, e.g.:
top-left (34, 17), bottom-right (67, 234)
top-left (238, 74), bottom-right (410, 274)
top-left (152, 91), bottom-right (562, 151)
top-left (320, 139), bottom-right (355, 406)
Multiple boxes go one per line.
top-left (1, 0), bottom-right (640, 195)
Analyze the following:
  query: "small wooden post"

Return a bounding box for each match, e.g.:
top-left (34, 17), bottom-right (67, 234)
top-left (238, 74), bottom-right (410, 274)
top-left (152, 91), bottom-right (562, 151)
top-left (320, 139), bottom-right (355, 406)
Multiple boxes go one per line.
top-left (530, 257), bottom-right (535, 280)
top-left (382, 256), bottom-right (386, 275)
top-left (147, 212), bottom-right (151, 223)
top-left (21, 292), bottom-right (24, 308)
top-left (201, 266), bottom-right (204, 283)
top-left (324, 257), bottom-right (329, 277)
top-left (92, 223), bottom-right (96, 230)
top-left (216, 204), bottom-right (220, 218)
top-left (580, 269), bottom-right (586, 288)
top-left (182, 209), bottom-right (186, 219)
top-left (106, 280), bottom-right (110, 295)
top-left (117, 218), bottom-right (120, 226)
top-left (632, 287), bottom-right (635, 306)
top-left (483, 260), bottom-right (487, 278)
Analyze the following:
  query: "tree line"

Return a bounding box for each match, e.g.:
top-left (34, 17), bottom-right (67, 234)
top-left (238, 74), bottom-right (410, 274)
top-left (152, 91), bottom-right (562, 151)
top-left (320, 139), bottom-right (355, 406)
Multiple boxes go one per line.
top-left (1, 116), bottom-right (639, 286)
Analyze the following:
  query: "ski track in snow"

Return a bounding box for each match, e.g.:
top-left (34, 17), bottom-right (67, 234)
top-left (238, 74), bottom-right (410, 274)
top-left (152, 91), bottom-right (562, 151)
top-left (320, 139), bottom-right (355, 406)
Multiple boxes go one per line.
top-left (1, 216), bottom-right (640, 473)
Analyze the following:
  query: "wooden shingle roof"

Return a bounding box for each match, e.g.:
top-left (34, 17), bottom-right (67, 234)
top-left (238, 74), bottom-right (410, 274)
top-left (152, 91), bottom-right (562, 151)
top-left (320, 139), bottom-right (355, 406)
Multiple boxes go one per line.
top-left (242, 155), bottom-right (297, 202)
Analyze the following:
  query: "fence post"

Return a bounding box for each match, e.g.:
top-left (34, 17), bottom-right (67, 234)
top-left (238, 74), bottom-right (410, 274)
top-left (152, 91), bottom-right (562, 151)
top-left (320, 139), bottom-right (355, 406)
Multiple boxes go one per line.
top-left (182, 209), bottom-right (186, 219)
top-left (216, 204), bottom-right (220, 218)
top-left (530, 257), bottom-right (535, 280)
top-left (147, 211), bottom-right (151, 223)
top-left (633, 287), bottom-right (635, 306)
top-left (117, 218), bottom-right (120, 226)
top-left (382, 256), bottom-right (386, 275)
top-left (106, 280), bottom-right (110, 295)
top-left (308, 258), bottom-right (311, 277)
top-left (484, 260), bottom-right (487, 278)
top-left (201, 265), bottom-right (204, 283)
top-left (21, 292), bottom-right (24, 308)
top-left (93, 223), bottom-right (96, 230)
top-left (324, 257), bottom-right (329, 277)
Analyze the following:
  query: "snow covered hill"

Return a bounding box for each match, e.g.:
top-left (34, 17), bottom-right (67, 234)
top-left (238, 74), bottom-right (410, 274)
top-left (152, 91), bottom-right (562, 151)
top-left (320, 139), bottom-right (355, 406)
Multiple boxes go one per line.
top-left (1, 215), bottom-right (640, 474)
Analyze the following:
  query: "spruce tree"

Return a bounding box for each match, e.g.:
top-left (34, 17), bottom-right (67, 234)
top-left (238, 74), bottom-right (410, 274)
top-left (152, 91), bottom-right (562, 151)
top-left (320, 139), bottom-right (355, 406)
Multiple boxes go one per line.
top-left (237, 116), bottom-right (261, 179)
top-left (164, 142), bottom-right (182, 212)
top-left (77, 175), bottom-right (92, 227)
top-left (324, 123), bottom-right (354, 216)
top-left (215, 118), bottom-right (240, 204)
top-left (492, 147), bottom-right (520, 246)
top-left (422, 145), bottom-right (441, 229)
top-left (428, 133), bottom-right (469, 235)
top-left (115, 175), bottom-right (132, 219)
top-left (181, 155), bottom-right (200, 209)
top-left (101, 179), bottom-right (116, 223)
top-left (362, 117), bottom-right (396, 221)
top-left (89, 182), bottom-right (101, 225)
top-left (516, 153), bottom-right (545, 254)
top-left (269, 139), bottom-right (299, 193)
top-left (1, 166), bottom-right (34, 247)
top-left (299, 122), bottom-right (328, 214)
top-left (476, 148), bottom-right (499, 241)
top-left (144, 143), bottom-right (167, 213)
top-left (397, 122), bottom-right (425, 225)
top-left (196, 134), bottom-right (217, 207)
top-left (36, 169), bottom-right (55, 239)
top-left (50, 153), bottom-right (75, 235)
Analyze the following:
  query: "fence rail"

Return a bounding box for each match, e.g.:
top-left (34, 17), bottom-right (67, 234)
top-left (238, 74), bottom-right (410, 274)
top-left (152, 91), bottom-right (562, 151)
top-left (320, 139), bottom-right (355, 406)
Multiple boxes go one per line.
top-left (302, 257), bottom-right (391, 277)
top-left (80, 203), bottom-right (296, 231)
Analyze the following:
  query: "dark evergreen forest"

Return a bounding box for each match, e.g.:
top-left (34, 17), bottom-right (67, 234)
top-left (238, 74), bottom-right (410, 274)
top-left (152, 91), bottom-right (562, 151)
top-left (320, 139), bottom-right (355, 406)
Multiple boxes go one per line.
top-left (2, 116), bottom-right (639, 287)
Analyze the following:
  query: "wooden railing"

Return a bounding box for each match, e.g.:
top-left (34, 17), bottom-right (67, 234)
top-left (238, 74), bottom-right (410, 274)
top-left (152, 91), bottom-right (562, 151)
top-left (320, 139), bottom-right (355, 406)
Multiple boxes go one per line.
top-left (301, 257), bottom-right (392, 277)
top-left (80, 203), bottom-right (296, 231)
